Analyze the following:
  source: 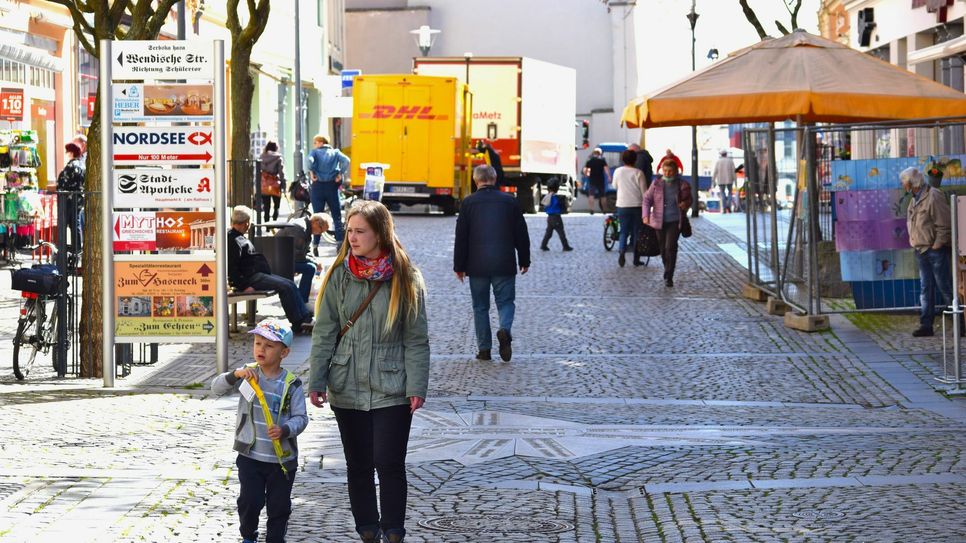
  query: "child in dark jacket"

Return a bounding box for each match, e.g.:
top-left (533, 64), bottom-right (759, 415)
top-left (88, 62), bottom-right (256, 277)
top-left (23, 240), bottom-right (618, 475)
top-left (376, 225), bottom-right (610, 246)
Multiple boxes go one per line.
top-left (211, 318), bottom-right (308, 543)
top-left (540, 180), bottom-right (573, 251)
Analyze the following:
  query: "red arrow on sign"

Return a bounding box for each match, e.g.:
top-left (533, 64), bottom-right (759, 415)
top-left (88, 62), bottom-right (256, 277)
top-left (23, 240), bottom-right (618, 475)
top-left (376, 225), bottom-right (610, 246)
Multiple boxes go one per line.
top-left (114, 152), bottom-right (213, 162)
top-left (196, 263), bottom-right (214, 277)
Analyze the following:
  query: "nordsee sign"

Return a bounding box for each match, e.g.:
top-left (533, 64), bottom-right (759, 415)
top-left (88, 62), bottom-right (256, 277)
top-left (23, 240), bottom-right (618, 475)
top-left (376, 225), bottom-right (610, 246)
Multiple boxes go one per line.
top-left (113, 127), bottom-right (213, 165)
top-left (111, 41), bottom-right (213, 80)
top-left (114, 169), bottom-right (215, 208)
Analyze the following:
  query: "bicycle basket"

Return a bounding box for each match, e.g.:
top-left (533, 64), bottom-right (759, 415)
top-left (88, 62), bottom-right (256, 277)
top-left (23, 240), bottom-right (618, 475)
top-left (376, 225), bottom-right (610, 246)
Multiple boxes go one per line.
top-left (11, 265), bottom-right (60, 295)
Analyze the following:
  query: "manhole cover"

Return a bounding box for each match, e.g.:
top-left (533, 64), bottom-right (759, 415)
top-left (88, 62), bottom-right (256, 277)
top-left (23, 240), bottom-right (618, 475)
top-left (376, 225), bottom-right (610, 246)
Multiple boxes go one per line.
top-left (418, 514), bottom-right (575, 534)
top-left (792, 510), bottom-right (845, 521)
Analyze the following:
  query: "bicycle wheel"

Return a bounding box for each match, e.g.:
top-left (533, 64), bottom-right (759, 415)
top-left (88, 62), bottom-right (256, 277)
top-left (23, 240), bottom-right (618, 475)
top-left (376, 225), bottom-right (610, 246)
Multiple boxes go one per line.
top-left (603, 219), bottom-right (617, 251)
top-left (13, 299), bottom-right (40, 380)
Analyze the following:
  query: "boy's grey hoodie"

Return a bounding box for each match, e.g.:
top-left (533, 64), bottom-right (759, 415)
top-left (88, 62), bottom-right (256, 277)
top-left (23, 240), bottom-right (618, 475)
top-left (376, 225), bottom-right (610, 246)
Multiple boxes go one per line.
top-left (211, 365), bottom-right (308, 468)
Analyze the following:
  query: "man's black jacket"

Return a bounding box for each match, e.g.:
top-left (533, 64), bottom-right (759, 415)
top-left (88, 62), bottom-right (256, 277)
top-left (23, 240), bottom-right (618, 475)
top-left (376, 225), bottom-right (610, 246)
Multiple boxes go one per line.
top-left (228, 228), bottom-right (271, 289)
top-left (454, 185), bottom-right (530, 277)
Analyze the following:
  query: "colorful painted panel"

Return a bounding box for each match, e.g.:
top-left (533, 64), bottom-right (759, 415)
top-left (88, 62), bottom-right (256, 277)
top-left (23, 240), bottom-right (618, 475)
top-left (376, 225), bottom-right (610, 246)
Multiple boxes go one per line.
top-left (839, 249), bottom-right (918, 281)
top-left (829, 154), bottom-right (966, 192)
top-left (835, 219), bottom-right (909, 252)
top-left (832, 189), bottom-right (908, 221)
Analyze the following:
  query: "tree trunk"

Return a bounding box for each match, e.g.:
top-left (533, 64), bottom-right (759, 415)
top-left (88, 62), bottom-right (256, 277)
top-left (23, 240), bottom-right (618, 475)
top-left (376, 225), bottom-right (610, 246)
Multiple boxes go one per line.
top-left (230, 47), bottom-right (255, 207)
top-left (80, 93), bottom-right (104, 378)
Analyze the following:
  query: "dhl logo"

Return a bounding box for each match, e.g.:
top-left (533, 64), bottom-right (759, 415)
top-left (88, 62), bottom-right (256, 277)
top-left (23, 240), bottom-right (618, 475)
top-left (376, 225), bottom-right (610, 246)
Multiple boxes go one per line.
top-left (359, 105), bottom-right (449, 120)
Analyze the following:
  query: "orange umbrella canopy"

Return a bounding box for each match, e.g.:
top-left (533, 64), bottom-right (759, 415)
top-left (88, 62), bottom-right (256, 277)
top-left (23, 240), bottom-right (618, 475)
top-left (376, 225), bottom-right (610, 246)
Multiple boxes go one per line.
top-left (622, 30), bottom-right (966, 128)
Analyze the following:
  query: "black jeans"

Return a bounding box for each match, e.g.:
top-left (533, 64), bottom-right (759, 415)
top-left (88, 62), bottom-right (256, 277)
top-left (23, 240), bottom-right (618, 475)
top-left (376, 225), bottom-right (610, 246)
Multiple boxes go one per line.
top-left (541, 214), bottom-right (571, 249)
top-left (657, 220), bottom-right (681, 279)
top-left (236, 454), bottom-right (297, 543)
top-left (261, 194), bottom-right (281, 222)
top-left (332, 404), bottom-right (413, 536)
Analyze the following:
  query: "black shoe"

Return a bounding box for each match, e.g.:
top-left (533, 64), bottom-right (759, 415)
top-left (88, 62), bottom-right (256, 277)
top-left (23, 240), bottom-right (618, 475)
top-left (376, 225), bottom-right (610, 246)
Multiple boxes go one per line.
top-left (633, 259), bottom-right (643, 267)
top-left (496, 329), bottom-right (512, 362)
top-left (563, 246), bottom-right (574, 252)
top-left (540, 246), bottom-right (550, 251)
top-left (912, 327), bottom-right (934, 337)
top-left (358, 526), bottom-right (382, 543)
top-left (665, 278), bottom-right (673, 288)
top-left (476, 349), bottom-right (492, 361)
top-left (383, 530), bottom-right (405, 543)
top-left (618, 253), bottom-right (625, 267)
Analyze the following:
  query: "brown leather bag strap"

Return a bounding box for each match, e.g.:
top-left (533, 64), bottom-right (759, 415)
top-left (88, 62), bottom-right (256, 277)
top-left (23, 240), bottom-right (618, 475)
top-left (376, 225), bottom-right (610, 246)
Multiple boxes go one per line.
top-left (337, 281), bottom-right (383, 340)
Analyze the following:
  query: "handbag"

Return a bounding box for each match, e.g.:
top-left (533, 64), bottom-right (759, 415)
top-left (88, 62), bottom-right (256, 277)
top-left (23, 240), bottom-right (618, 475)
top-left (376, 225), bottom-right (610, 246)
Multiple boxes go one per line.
top-left (288, 175), bottom-right (311, 203)
top-left (336, 282), bottom-right (383, 346)
top-left (637, 224), bottom-right (661, 256)
top-left (260, 171), bottom-right (281, 197)
top-left (680, 215), bottom-right (693, 238)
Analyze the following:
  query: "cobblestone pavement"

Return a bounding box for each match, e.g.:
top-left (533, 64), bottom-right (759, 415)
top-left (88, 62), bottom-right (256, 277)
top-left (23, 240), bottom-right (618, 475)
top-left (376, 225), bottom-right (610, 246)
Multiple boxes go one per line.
top-left (0, 211), bottom-right (965, 542)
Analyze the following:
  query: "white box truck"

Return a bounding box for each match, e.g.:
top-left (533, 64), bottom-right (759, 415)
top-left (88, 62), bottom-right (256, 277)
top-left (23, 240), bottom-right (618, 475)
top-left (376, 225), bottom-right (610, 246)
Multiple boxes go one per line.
top-left (413, 56), bottom-right (578, 212)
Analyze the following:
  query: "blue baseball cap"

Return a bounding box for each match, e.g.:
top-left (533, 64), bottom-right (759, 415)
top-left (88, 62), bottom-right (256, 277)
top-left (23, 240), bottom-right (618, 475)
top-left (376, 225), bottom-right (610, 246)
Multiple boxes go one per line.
top-left (248, 317), bottom-right (293, 347)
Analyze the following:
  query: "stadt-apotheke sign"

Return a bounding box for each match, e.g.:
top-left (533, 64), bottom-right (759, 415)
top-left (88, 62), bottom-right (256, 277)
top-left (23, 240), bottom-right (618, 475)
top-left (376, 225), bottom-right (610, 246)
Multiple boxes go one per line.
top-left (113, 127), bottom-right (213, 165)
top-left (114, 169), bottom-right (214, 208)
top-left (111, 41), bottom-right (213, 80)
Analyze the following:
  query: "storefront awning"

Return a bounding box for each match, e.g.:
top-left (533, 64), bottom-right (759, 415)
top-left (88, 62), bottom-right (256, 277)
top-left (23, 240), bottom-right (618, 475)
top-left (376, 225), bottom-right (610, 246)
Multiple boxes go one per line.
top-left (0, 42), bottom-right (64, 72)
top-left (907, 34), bottom-right (966, 66)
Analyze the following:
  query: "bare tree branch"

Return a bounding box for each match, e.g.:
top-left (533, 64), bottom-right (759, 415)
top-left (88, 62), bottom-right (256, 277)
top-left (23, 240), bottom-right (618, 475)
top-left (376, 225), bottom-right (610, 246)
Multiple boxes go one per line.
top-left (790, 0), bottom-right (802, 31)
top-left (738, 0), bottom-right (768, 39)
top-left (108, 0), bottom-right (131, 29)
top-left (47, 0), bottom-right (95, 36)
top-left (775, 20), bottom-right (790, 35)
top-left (143, 0), bottom-right (181, 39)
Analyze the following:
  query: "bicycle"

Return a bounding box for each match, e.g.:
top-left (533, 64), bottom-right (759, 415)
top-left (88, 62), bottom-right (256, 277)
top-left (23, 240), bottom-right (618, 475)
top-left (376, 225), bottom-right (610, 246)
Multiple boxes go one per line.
top-left (11, 241), bottom-right (77, 380)
top-left (603, 213), bottom-right (619, 251)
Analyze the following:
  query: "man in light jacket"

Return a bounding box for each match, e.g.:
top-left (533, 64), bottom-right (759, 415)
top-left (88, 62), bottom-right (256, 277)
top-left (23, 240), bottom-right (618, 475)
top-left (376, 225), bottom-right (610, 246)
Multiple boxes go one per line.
top-left (901, 167), bottom-right (954, 337)
top-left (712, 149), bottom-right (737, 213)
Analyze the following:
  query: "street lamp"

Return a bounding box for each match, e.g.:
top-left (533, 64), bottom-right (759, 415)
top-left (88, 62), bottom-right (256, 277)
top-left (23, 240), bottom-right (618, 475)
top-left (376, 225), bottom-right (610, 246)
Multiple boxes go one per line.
top-left (707, 48), bottom-right (719, 61)
top-left (463, 52), bottom-right (473, 85)
top-left (410, 25), bottom-right (440, 56)
top-left (687, 1), bottom-right (700, 218)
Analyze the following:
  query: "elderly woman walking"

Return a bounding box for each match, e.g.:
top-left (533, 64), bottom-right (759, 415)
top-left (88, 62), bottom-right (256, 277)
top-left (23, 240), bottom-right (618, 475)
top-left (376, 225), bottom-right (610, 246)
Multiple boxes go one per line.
top-left (642, 159), bottom-right (692, 287)
top-left (308, 201), bottom-right (429, 543)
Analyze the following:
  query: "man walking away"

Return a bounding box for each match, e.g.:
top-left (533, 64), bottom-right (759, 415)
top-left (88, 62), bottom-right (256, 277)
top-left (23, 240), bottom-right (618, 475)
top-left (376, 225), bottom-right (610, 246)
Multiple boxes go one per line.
top-left (712, 149), bottom-right (737, 213)
top-left (629, 143), bottom-right (654, 189)
top-left (454, 165), bottom-right (531, 362)
top-left (901, 167), bottom-right (956, 337)
top-left (307, 135), bottom-right (349, 248)
top-left (540, 179), bottom-right (573, 252)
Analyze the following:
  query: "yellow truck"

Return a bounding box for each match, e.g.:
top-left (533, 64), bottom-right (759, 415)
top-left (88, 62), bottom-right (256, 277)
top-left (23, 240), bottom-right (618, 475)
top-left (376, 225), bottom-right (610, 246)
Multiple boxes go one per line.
top-left (349, 74), bottom-right (472, 215)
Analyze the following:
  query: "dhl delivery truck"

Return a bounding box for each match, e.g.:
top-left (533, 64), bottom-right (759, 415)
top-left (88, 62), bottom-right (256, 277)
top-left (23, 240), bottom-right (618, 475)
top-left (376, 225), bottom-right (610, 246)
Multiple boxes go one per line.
top-left (413, 56), bottom-right (578, 213)
top-left (350, 74), bottom-right (472, 215)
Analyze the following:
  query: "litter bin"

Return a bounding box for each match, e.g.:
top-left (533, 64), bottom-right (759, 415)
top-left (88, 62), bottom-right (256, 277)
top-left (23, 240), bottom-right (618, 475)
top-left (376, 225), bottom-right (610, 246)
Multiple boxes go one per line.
top-left (362, 162), bottom-right (390, 201)
top-left (253, 236), bottom-right (294, 281)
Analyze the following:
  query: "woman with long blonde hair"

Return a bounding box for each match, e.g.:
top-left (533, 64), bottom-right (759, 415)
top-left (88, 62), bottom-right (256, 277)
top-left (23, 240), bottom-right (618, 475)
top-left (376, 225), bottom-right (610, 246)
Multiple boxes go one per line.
top-left (308, 201), bottom-right (428, 543)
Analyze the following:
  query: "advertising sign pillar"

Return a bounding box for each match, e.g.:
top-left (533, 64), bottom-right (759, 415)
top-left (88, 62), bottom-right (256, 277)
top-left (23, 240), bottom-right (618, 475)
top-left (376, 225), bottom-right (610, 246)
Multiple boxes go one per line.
top-left (100, 39), bottom-right (116, 388)
top-left (214, 41), bottom-right (228, 373)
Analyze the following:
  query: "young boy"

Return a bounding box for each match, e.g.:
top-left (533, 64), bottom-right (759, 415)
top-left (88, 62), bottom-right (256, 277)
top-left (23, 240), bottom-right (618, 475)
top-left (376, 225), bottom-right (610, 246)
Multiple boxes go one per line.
top-left (540, 179), bottom-right (574, 251)
top-left (211, 318), bottom-right (308, 543)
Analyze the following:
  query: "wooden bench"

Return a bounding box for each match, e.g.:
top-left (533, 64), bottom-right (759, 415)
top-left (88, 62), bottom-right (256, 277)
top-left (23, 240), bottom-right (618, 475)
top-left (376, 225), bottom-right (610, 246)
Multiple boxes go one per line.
top-left (227, 290), bottom-right (276, 333)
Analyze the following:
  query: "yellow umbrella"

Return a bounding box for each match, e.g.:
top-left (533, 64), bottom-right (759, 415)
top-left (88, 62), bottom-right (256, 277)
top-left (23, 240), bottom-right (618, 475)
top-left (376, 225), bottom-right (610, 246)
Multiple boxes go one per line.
top-left (622, 30), bottom-right (966, 129)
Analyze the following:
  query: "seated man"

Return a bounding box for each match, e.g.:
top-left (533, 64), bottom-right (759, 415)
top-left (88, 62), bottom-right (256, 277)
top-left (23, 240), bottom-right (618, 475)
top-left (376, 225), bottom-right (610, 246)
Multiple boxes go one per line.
top-left (228, 205), bottom-right (313, 332)
top-left (274, 212), bottom-right (331, 303)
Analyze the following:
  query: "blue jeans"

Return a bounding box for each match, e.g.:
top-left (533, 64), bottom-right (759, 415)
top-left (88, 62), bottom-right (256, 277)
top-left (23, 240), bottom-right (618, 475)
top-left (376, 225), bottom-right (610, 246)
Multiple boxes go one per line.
top-left (616, 206), bottom-right (642, 254)
top-left (311, 181), bottom-right (343, 243)
top-left (917, 247), bottom-right (954, 329)
top-left (469, 275), bottom-right (516, 351)
top-left (247, 272), bottom-right (312, 326)
top-left (719, 184), bottom-right (733, 211)
top-left (293, 261), bottom-right (316, 303)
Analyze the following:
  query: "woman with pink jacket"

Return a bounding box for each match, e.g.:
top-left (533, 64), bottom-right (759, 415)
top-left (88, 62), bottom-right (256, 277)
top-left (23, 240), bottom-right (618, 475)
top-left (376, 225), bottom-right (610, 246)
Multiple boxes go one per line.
top-left (642, 159), bottom-right (693, 288)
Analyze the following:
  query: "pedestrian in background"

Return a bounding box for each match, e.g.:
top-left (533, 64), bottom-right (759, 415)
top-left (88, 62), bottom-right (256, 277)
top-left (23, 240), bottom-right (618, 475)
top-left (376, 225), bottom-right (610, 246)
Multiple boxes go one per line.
top-left (583, 148), bottom-right (610, 215)
top-left (72, 134), bottom-right (87, 164)
top-left (57, 142), bottom-right (85, 252)
top-left (454, 165), bottom-right (530, 362)
top-left (643, 159), bottom-right (692, 288)
top-left (712, 149), bottom-right (737, 213)
top-left (259, 141), bottom-right (286, 223)
top-left (309, 201), bottom-right (429, 543)
top-left (656, 148), bottom-right (684, 173)
top-left (211, 317), bottom-right (308, 543)
top-left (901, 167), bottom-right (956, 337)
top-left (275, 213), bottom-right (331, 303)
top-left (628, 143), bottom-right (654, 188)
top-left (540, 178), bottom-right (573, 252)
top-left (613, 149), bottom-right (647, 267)
top-left (307, 135), bottom-right (350, 247)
